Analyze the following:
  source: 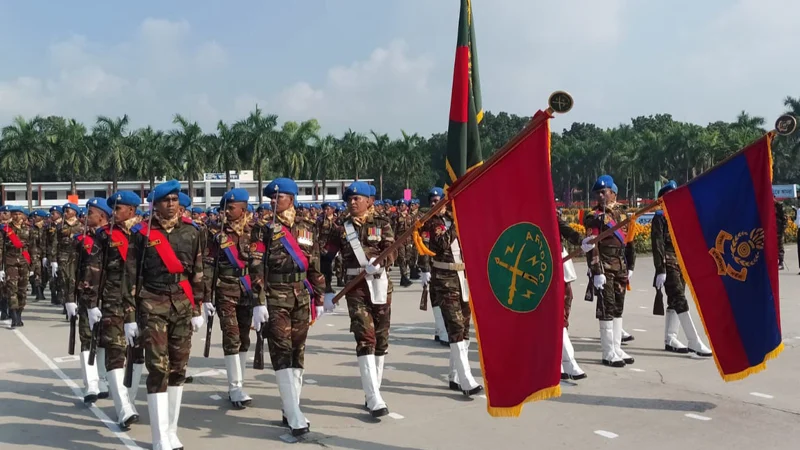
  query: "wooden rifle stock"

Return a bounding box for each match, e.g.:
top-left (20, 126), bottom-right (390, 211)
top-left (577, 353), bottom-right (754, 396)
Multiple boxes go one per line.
top-left (419, 284), bottom-right (429, 311)
top-left (68, 315), bottom-right (77, 355)
top-left (253, 326), bottom-right (265, 370)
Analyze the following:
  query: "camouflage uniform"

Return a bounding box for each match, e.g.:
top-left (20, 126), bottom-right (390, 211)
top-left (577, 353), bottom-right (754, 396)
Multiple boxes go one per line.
top-left (317, 213), bottom-right (338, 293)
top-left (558, 217), bottom-right (583, 328)
top-left (125, 216), bottom-right (203, 394)
top-left (50, 218), bottom-right (83, 306)
top-left (392, 207), bottom-right (414, 286)
top-left (29, 219), bottom-right (46, 300)
top-left (75, 232), bottom-right (95, 352)
top-left (408, 205), bottom-right (421, 279)
top-left (0, 220), bottom-right (33, 324)
top-left (775, 200), bottom-right (787, 269)
top-left (252, 211), bottom-right (325, 371)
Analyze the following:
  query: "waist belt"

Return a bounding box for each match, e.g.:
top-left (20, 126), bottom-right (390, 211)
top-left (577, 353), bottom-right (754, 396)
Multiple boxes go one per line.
top-left (432, 261), bottom-right (466, 271)
top-left (147, 273), bottom-right (190, 286)
top-left (267, 272), bottom-right (307, 283)
top-left (218, 267), bottom-right (248, 277)
top-left (345, 268), bottom-right (384, 278)
top-left (599, 246), bottom-right (626, 256)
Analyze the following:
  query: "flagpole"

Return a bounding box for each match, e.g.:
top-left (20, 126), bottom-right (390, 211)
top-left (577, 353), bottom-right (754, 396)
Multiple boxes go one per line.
top-left (331, 92), bottom-right (574, 304)
top-left (563, 114), bottom-right (799, 263)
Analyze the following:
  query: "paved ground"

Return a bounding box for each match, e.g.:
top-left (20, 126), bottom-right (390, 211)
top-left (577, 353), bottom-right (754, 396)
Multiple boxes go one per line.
top-left (2, 248), bottom-right (800, 450)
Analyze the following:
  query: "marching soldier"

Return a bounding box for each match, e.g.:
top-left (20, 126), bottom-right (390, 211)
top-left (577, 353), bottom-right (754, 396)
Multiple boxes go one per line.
top-left (408, 199), bottom-right (421, 280)
top-left (317, 202), bottom-right (338, 293)
top-left (29, 210), bottom-right (48, 301)
top-left (652, 182), bottom-right (712, 357)
top-left (324, 181), bottom-right (396, 417)
top-left (418, 190), bottom-right (449, 345)
top-left (124, 180), bottom-right (204, 450)
top-left (203, 188), bottom-right (256, 409)
top-left (0, 206), bottom-right (34, 328)
top-left (419, 188), bottom-right (483, 396)
top-left (81, 192), bottom-right (142, 428)
top-left (392, 200), bottom-right (414, 287)
top-left (0, 206), bottom-right (9, 322)
top-left (50, 203), bottom-right (83, 309)
top-left (775, 197), bottom-right (787, 270)
top-left (44, 206), bottom-right (62, 305)
top-left (584, 175), bottom-right (635, 368)
top-left (250, 178), bottom-right (326, 436)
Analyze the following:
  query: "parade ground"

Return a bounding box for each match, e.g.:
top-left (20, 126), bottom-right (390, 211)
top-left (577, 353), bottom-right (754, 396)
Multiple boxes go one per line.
top-left (1, 252), bottom-right (799, 450)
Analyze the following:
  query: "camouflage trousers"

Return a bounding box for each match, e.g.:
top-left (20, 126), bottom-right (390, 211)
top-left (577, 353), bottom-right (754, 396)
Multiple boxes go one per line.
top-left (409, 244), bottom-right (419, 273)
top-left (140, 289), bottom-right (194, 394)
top-left (266, 300), bottom-right (310, 371)
top-left (56, 258), bottom-right (77, 306)
top-left (320, 257), bottom-right (334, 293)
top-left (564, 282), bottom-right (573, 329)
top-left (4, 262), bottom-right (29, 311)
top-left (396, 243), bottom-right (413, 278)
top-left (345, 288), bottom-right (392, 357)
top-left (31, 256), bottom-right (42, 285)
top-left (595, 252), bottom-right (628, 320)
top-left (78, 305), bottom-right (92, 352)
top-left (99, 306), bottom-right (127, 371)
top-left (778, 233), bottom-right (785, 263)
top-left (663, 255), bottom-right (689, 314)
top-left (217, 290), bottom-right (253, 356)
top-left (334, 254), bottom-right (343, 280)
top-left (433, 276), bottom-right (471, 343)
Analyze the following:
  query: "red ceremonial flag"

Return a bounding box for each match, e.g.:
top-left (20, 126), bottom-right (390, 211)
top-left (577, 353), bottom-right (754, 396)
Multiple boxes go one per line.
top-left (449, 111), bottom-right (563, 416)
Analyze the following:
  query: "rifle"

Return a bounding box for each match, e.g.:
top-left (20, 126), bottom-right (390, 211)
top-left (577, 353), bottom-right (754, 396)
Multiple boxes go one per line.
top-left (89, 221), bottom-right (114, 366)
top-left (254, 186), bottom-right (279, 371)
top-left (124, 207), bottom-right (153, 388)
top-left (419, 284), bottom-right (428, 311)
top-left (653, 273), bottom-right (665, 316)
top-left (204, 198), bottom-right (226, 358)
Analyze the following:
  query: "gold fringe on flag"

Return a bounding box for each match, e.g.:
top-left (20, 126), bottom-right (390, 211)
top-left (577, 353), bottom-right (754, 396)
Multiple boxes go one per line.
top-left (412, 220), bottom-right (436, 257)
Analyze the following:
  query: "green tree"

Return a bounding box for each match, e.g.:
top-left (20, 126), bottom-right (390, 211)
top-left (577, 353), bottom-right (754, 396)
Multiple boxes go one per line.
top-left (1, 116), bottom-right (47, 209)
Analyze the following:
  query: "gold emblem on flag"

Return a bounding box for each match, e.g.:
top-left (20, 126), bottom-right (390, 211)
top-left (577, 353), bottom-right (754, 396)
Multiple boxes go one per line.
top-left (709, 228), bottom-right (764, 282)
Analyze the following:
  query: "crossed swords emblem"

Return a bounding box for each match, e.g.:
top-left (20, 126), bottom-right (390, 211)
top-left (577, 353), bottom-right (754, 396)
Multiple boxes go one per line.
top-left (493, 242), bottom-right (538, 306)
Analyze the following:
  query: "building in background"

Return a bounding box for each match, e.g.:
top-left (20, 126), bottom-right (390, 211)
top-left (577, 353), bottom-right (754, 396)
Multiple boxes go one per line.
top-left (1, 172), bottom-right (372, 210)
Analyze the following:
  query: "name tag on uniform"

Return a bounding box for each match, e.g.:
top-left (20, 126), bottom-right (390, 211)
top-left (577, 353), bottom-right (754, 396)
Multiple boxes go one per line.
top-left (147, 239), bottom-right (161, 247)
top-left (273, 231), bottom-right (285, 241)
top-left (367, 226), bottom-right (382, 242)
top-left (110, 241), bottom-right (122, 248)
top-left (221, 241), bottom-right (234, 249)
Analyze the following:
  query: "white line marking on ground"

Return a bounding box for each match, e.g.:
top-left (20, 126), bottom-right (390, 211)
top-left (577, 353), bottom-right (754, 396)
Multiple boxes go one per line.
top-left (629, 368), bottom-right (645, 373)
top-left (636, 289), bottom-right (648, 292)
top-left (476, 394), bottom-right (487, 399)
top-left (191, 369), bottom-right (225, 378)
top-left (14, 330), bottom-right (144, 450)
top-left (304, 379), bottom-right (317, 385)
top-left (594, 430), bottom-right (618, 439)
top-left (685, 413), bottom-right (712, 421)
top-left (384, 366), bottom-right (396, 371)
top-left (210, 394), bottom-right (222, 400)
top-left (749, 392), bottom-right (773, 399)
top-left (578, 337), bottom-right (594, 342)
top-left (326, 324), bottom-right (334, 327)
top-left (639, 306), bottom-right (647, 309)
top-left (388, 412), bottom-right (404, 420)
top-left (53, 355), bottom-right (80, 363)
top-left (632, 329), bottom-right (647, 332)
top-left (201, 338), bottom-right (206, 341)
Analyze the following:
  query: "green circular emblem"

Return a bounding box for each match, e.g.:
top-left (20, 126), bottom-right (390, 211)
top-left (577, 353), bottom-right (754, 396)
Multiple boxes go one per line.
top-left (487, 222), bottom-right (554, 313)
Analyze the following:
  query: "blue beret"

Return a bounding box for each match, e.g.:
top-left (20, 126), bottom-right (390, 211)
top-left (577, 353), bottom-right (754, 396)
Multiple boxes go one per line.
top-left (369, 184), bottom-right (377, 196)
top-left (429, 187), bottom-right (444, 198)
top-left (211, 207), bottom-right (219, 215)
top-left (344, 181), bottom-right (372, 200)
top-left (220, 188), bottom-right (250, 208)
top-left (32, 209), bottom-right (49, 218)
top-left (107, 191), bottom-right (141, 208)
top-left (0, 205), bottom-right (7, 213)
top-left (79, 207), bottom-right (87, 217)
top-left (247, 204), bottom-right (255, 213)
top-left (258, 203), bottom-right (272, 211)
top-left (265, 178), bottom-right (298, 197)
top-left (152, 179), bottom-right (181, 203)
top-left (178, 192), bottom-right (191, 208)
top-left (321, 202), bottom-right (331, 209)
top-left (49, 206), bottom-right (63, 214)
top-left (310, 203), bottom-right (319, 209)
top-left (411, 198), bottom-right (420, 205)
top-left (63, 202), bottom-right (79, 212)
top-left (191, 207), bottom-right (204, 214)
top-left (592, 175), bottom-right (615, 193)
top-left (86, 197), bottom-right (113, 217)
top-left (135, 209), bottom-right (143, 216)
top-left (395, 199), bottom-right (407, 206)
top-left (658, 180), bottom-right (678, 198)
top-left (7, 205), bottom-right (24, 213)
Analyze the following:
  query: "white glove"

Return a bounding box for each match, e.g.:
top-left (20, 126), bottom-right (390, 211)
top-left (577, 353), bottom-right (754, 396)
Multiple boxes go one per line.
top-left (0, 271), bottom-right (5, 283)
top-left (88, 307), bottom-right (102, 329)
top-left (627, 270), bottom-right (634, 280)
top-left (42, 258), bottom-right (48, 268)
top-left (315, 305), bottom-right (325, 319)
top-left (51, 262), bottom-right (59, 278)
top-left (124, 322), bottom-right (139, 347)
top-left (253, 305), bottom-right (269, 332)
top-left (323, 292), bottom-right (335, 312)
top-left (593, 274), bottom-right (607, 289)
top-left (191, 315), bottom-right (204, 332)
top-left (29, 271), bottom-right (34, 277)
top-left (420, 272), bottom-right (431, 286)
top-left (365, 257), bottom-right (381, 275)
top-left (203, 302), bottom-right (216, 318)
top-left (65, 302), bottom-right (78, 318)
top-left (655, 273), bottom-right (666, 289)
top-left (580, 237), bottom-right (596, 253)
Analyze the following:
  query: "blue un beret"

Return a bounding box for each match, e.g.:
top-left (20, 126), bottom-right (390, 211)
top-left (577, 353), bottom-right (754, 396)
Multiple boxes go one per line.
top-left (258, 203), bottom-right (272, 211)
top-left (7, 205), bottom-right (24, 214)
top-left (178, 192), bottom-right (191, 208)
top-left (0, 205), bottom-right (7, 213)
top-left (321, 202), bottom-right (331, 209)
top-left (63, 202), bottom-right (79, 213)
top-left (247, 204), bottom-right (255, 213)
top-left (369, 184), bottom-right (377, 197)
top-left (78, 207), bottom-right (87, 217)
top-left (220, 188), bottom-right (250, 208)
top-left (49, 206), bottom-right (63, 214)
top-left (264, 178), bottom-right (298, 197)
top-left (592, 175), bottom-right (616, 193)
top-left (344, 181), bottom-right (372, 200)
top-left (658, 180), bottom-right (678, 198)
top-left (152, 179), bottom-right (181, 203)
top-left (32, 209), bottom-right (49, 218)
top-left (86, 197), bottom-right (113, 217)
top-left (107, 191), bottom-right (142, 208)
top-left (191, 207), bottom-right (204, 215)
top-left (429, 187), bottom-right (444, 199)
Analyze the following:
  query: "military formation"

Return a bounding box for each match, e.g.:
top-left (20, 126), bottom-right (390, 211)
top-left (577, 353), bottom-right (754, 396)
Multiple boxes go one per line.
top-left (11, 171), bottom-right (786, 449)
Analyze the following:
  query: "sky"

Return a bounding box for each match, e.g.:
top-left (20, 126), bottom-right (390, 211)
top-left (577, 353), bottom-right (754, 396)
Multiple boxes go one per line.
top-left (0, 0), bottom-right (797, 138)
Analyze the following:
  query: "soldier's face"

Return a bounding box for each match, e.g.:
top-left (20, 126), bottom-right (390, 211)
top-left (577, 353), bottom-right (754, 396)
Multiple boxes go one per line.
top-left (596, 188), bottom-right (615, 205)
top-left (87, 208), bottom-right (107, 227)
top-left (64, 208), bottom-right (77, 220)
top-left (348, 194), bottom-right (369, 215)
top-left (114, 205), bottom-right (135, 223)
top-left (270, 193), bottom-right (294, 214)
top-left (156, 194), bottom-right (179, 218)
top-left (51, 211), bottom-right (61, 221)
top-left (11, 212), bottom-right (23, 223)
top-left (225, 202), bottom-right (245, 222)
top-left (324, 206), bottom-right (334, 216)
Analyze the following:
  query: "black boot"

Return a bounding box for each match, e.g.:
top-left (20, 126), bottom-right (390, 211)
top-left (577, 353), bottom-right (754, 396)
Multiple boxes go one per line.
top-left (50, 288), bottom-right (59, 305)
top-left (10, 310), bottom-right (19, 328)
top-left (0, 298), bottom-right (8, 321)
top-left (410, 266), bottom-right (420, 280)
top-left (17, 310), bottom-right (23, 327)
top-left (336, 277), bottom-right (344, 287)
top-left (35, 283), bottom-right (46, 301)
top-left (400, 275), bottom-right (413, 287)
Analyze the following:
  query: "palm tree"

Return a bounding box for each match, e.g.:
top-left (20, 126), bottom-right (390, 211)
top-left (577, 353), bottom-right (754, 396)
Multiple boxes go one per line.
top-left (278, 120), bottom-right (318, 179)
top-left (238, 106), bottom-right (280, 200)
top-left (94, 115), bottom-right (132, 191)
top-left (207, 121), bottom-right (242, 190)
top-left (131, 126), bottom-right (172, 191)
top-left (1, 116), bottom-right (47, 209)
top-left (369, 131), bottom-right (392, 199)
top-left (44, 117), bottom-right (91, 195)
top-left (308, 134), bottom-right (341, 201)
top-left (170, 114), bottom-right (206, 198)
top-left (341, 129), bottom-right (370, 180)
